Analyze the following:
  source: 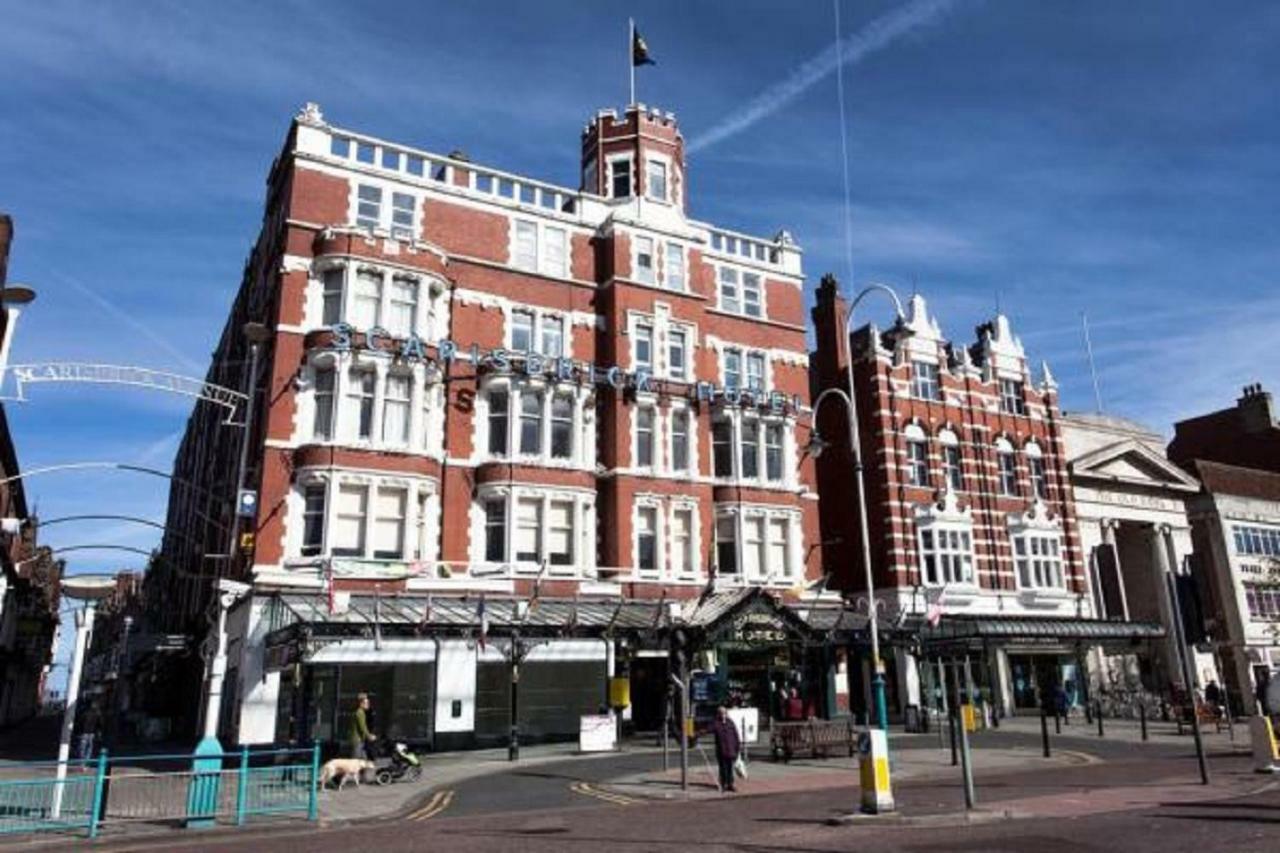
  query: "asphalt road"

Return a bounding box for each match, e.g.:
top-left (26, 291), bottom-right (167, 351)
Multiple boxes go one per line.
top-left (57, 731), bottom-right (1278, 853)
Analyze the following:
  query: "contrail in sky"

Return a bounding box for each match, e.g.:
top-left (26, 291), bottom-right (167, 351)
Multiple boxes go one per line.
top-left (688, 0), bottom-right (962, 153)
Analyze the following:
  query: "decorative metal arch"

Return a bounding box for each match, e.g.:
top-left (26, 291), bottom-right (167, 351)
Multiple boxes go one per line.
top-left (3, 363), bottom-right (247, 424)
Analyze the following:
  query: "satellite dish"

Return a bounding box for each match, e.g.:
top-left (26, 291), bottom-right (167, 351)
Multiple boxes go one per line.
top-left (61, 574), bottom-right (118, 601)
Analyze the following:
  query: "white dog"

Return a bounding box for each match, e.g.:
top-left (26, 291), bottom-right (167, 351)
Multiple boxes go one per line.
top-left (319, 758), bottom-right (374, 790)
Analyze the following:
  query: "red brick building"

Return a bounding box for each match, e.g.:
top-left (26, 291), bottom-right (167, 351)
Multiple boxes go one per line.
top-left (154, 103), bottom-right (823, 746)
top-left (810, 277), bottom-right (1144, 718)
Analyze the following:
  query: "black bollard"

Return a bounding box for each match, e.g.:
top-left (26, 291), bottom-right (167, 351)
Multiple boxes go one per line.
top-left (1140, 702), bottom-right (1148, 742)
top-left (1040, 709), bottom-right (1051, 758)
top-left (1096, 701), bottom-right (1105, 737)
top-left (949, 707), bottom-right (958, 767)
top-left (1055, 713), bottom-right (1061, 735)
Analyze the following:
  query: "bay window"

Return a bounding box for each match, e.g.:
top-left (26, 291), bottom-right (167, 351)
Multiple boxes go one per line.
top-left (918, 526), bottom-right (974, 585)
top-left (349, 369), bottom-right (376, 441)
top-left (313, 367), bottom-right (336, 440)
top-left (386, 277), bottom-right (418, 337)
top-left (548, 500), bottom-right (574, 566)
top-left (519, 391), bottom-right (543, 454)
top-left (301, 485), bottom-right (326, 557)
top-left (332, 484), bottom-right (368, 557)
top-left (515, 498), bottom-right (542, 563)
top-left (716, 516), bottom-right (738, 575)
top-left (742, 516), bottom-right (765, 579)
top-left (372, 486), bottom-right (407, 560)
top-left (484, 499), bottom-right (506, 562)
top-left (1014, 533), bottom-right (1064, 590)
top-left (768, 518), bottom-right (790, 578)
top-left (322, 269), bottom-right (344, 326)
top-left (487, 389), bottom-right (510, 455)
top-left (352, 270), bottom-right (382, 329)
top-left (381, 374), bottom-right (411, 445)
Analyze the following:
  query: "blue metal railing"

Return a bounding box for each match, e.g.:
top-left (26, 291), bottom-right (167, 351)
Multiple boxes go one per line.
top-left (0, 744), bottom-right (319, 839)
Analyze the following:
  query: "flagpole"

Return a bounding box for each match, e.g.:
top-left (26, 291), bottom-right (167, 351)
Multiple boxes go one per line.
top-left (629, 18), bottom-right (636, 106)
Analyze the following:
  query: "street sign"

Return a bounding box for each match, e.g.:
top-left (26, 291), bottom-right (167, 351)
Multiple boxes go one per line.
top-left (236, 489), bottom-right (258, 518)
top-left (239, 533), bottom-right (255, 552)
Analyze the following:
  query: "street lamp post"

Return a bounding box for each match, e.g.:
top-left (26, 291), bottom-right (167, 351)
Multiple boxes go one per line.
top-left (808, 283), bottom-right (910, 731)
top-left (0, 284), bottom-right (37, 389)
top-left (51, 574), bottom-right (118, 819)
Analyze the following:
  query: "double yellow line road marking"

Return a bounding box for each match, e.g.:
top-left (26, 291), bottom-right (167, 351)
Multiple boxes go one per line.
top-left (407, 788), bottom-right (455, 822)
top-left (569, 780), bottom-right (637, 806)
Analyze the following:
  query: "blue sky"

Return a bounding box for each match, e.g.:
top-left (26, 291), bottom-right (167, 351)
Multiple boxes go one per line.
top-left (3, 1), bottom-right (1278, 685)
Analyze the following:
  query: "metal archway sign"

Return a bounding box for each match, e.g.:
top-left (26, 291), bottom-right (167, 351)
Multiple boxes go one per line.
top-left (3, 363), bottom-right (247, 423)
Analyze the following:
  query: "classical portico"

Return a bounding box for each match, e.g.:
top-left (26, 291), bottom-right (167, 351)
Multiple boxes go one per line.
top-left (1063, 413), bottom-right (1216, 693)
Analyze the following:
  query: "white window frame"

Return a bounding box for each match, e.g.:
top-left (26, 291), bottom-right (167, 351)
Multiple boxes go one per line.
top-left (1026, 441), bottom-right (1048, 500)
top-left (1000, 377), bottom-right (1027, 415)
top-left (608, 154), bottom-right (633, 200)
top-left (1013, 533), bottom-right (1065, 591)
top-left (634, 234), bottom-right (656, 284)
top-left (511, 219), bottom-right (570, 278)
top-left (904, 423), bottom-right (930, 488)
top-left (996, 437), bottom-right (1019, 497)
top-left (353, 182), bottom-right (417, 240)
top-left (918, 525), bottom-right (975, 586)
top-left (664, 242), bottom-right (686, 291)
top-left (506, 306), bottom-right (569, 357)
top-left (311, 261), bottom-right (440, 339)
top-left (477, 377), bottom-right (593, 469)
top-left (911, 360), bottom-right (942, 401)
top-left (645, 157), bottom-right (668, 202)
top-left (716, 264), bottom-right (768, 319)
top-left (939, 428), bottom-right (963, 492)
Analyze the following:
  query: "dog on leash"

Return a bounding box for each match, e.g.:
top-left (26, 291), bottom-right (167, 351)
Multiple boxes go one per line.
top-left (319, 758), bottom-right (375, 790)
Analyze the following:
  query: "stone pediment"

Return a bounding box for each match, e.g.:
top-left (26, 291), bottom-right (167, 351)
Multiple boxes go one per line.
top-left (1071, 439), bottom-right (1199, 492)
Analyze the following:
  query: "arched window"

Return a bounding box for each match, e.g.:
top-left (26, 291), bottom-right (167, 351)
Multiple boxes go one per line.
top-left (1025, 440), bottom-right (1047, 499)
top-left (904, 423), bottom-right (929, 488)
top-left (996, 437), bottom-right (1019, 497)
top-left (938, 428), bottom-right (963, 492)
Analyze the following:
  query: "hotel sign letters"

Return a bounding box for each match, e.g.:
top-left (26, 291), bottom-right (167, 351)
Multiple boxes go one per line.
top-left (330, 323), bottom-right (801, 413)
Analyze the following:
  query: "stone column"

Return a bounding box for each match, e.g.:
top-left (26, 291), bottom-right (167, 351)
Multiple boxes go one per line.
top-left (1101, 520), bottom-right (1131, 621)
top-left (1151, 523), bottom-right (1184, 690)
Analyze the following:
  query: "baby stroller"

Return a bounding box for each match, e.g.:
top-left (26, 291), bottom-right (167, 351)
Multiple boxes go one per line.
top-left (369, 738), bottom-right (423, 785)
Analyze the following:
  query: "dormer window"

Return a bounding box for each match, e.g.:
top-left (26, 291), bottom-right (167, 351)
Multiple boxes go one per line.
top-left (646, 159), bottom-right (668, 201)
top-left (911, 360), bottom-right (941, 401)
top-left (1000, 378), bottom-right (1026, 415)
top-left (610, 156), bottom-right (633, 199)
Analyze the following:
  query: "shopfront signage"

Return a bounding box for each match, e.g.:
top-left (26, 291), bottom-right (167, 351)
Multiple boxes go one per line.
top-left (329, 323), bottom-right (801, 412)
top-left (727, 611), bottom-right (791, 645)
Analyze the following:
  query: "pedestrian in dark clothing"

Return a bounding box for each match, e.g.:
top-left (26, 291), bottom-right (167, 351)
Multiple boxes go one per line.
top-left (786, 687), bottom-right (804, 722)
top-left (710, 706), bottom-right (741, 793)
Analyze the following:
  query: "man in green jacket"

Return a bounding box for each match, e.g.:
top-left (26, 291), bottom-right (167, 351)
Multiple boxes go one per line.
top-left (347, 693), bottom-right (376, 759)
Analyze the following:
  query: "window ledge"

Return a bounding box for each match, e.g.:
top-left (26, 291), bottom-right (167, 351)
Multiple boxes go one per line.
top-left (1016, 588), bottom-right (1073, 609)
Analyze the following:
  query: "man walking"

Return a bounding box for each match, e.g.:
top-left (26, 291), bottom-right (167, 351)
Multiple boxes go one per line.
top-left (710, 705), bottom-right (741, 793)
top-left (347, 693), bottom-right (376, 759)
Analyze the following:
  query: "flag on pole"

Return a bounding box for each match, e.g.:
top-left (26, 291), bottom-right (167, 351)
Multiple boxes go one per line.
top-left (632, 25), bottom-right (656, 66)
top-left (476, 594), bottom-right (489, 652)
top-left (374, 587), bottom-right (383, 650)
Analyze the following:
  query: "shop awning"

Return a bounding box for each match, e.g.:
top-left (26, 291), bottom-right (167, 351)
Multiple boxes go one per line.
top-left (917, 615), bottom-right (1165, 650)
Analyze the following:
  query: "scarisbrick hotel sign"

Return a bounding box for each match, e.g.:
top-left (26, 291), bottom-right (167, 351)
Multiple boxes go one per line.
top-left (330, 322), bottom-right (803, 413)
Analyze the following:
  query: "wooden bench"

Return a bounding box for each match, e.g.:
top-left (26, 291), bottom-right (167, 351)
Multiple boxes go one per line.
top-left (1174, 702), bottom-right (1225, 734)
top-left (770, 719), bottom-right (858, 762)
